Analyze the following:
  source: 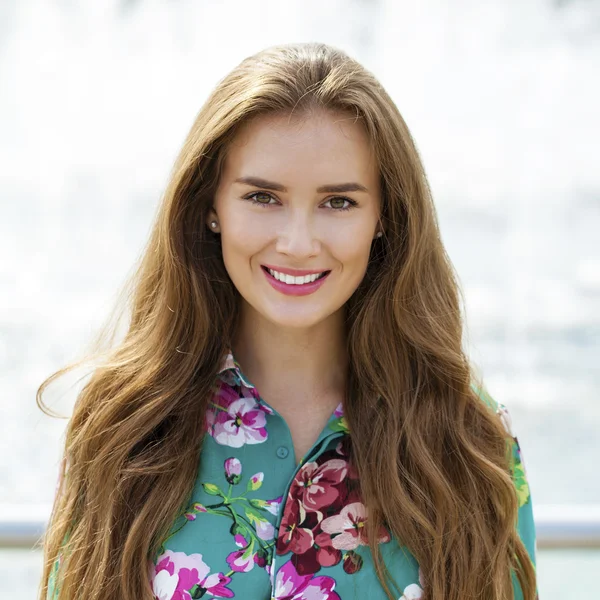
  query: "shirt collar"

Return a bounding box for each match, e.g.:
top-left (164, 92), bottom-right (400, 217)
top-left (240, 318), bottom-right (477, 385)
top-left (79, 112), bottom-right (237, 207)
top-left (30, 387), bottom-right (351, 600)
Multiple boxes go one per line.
top-left (217, 350), bottom-right (256, 390)
top-left (217, 349), bottom-right (348, 432)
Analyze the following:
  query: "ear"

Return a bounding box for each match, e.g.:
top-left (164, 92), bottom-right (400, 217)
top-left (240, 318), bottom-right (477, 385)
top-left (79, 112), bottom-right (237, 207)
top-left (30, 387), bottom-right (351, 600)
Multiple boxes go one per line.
top-left (205, 207), bottom-right (219, 232)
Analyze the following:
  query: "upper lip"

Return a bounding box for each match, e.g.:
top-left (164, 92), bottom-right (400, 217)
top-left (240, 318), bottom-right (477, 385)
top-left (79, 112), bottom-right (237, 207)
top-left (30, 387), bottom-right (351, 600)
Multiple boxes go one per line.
top-left (262, 264), bottom-right (330, 276)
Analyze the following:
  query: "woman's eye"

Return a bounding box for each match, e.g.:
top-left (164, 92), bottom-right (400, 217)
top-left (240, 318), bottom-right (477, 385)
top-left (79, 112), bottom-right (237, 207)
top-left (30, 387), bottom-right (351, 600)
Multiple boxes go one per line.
top-left (325, 197), bottom-right (355, 211)
top-left (246, 192), bottom-right (275, 206)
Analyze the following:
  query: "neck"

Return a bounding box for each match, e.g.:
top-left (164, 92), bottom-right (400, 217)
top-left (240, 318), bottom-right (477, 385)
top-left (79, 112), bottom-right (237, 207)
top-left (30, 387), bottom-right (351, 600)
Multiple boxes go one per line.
top-left (231, 301), bottom-right (349, 411)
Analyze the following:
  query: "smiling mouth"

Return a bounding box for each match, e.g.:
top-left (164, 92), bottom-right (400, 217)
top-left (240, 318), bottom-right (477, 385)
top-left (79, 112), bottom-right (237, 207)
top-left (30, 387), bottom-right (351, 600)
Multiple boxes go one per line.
top-left (261, 265), bottom-right (331, 284)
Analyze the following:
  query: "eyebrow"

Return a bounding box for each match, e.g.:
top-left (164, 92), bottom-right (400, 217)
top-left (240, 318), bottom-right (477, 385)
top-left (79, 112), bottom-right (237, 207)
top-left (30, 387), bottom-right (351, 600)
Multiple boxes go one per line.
top-left (233, 176), bottom-right (369, 194)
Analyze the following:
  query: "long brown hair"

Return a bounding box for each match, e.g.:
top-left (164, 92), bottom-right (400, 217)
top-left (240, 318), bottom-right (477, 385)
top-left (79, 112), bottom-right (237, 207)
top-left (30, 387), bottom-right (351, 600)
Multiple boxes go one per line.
top-left (37, 42), bottom-right (535, 600)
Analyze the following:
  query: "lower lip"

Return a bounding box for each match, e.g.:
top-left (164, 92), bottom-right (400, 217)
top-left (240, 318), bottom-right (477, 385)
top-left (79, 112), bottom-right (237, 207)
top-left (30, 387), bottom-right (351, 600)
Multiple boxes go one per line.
top-left (262, 267), bottom-right (331, 296)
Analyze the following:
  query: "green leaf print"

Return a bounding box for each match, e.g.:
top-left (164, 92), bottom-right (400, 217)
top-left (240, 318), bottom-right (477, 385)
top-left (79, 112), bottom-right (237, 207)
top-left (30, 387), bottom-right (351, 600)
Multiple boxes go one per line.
top-left (248, 498), bottom-right (266, 509)
top-left (512, 455), bottom-right (530, 507)
top-left (202, 482), bottom-right (223, 496)
top-left (189, 583), bottom-right (207, 599)
top-left (160, 456), bottom-right (279, 585)
top-left (329, 416), bottom-right (349, 434)
top-left (230, 521), bottom-right (247, 537)
top-left (243, 504), bottom-right (266, 524)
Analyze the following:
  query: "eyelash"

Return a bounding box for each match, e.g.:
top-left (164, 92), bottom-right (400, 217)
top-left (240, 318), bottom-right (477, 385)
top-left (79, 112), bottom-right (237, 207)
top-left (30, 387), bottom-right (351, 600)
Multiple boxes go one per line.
top-left (242, 191), bottom-right (358, 212)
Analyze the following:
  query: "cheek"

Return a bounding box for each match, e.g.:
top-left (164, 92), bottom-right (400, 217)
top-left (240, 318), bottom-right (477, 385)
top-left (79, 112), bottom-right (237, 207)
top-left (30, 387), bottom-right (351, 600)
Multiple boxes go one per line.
top-left (329, 227), bottom-right (374, 265)
top-left (220, 212), bottom-right (268, 264)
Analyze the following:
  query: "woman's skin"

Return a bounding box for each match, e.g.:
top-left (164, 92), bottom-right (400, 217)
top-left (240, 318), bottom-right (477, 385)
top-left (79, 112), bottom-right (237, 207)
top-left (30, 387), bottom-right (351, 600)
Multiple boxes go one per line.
top-left (206, 108), bottom-right (383, 461)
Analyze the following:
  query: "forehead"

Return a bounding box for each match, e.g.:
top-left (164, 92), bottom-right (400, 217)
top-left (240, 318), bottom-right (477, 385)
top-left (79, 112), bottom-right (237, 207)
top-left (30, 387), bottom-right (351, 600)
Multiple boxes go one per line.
top-left (220, 109), bottom-right (378, 186)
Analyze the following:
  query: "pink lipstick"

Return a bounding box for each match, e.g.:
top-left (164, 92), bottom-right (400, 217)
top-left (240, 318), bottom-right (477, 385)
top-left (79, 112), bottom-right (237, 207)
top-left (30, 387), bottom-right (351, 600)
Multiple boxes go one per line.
top-left (261, 266), bottom-right (331, 296)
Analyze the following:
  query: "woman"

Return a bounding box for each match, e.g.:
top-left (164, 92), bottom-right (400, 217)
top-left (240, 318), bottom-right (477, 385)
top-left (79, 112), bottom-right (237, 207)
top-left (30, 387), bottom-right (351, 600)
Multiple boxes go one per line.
top-left (39, 42), bottom-right (537, 600)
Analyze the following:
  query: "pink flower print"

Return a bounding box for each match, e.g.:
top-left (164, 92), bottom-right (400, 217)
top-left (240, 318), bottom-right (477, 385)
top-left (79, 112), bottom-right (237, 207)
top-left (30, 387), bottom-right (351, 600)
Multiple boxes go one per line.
top-left (151, 550), bottom-right (233, 599)
top-left (289, 458), bottom-right (348, 512)
top-left (334, 402), bottom-right (344, 418)
top-left (226, 534), bottom-right (256, 573)
top-left (248, 472), bottom-right (264, 491)
top-left (226, 533), bottom-right (271, 573)
top-left (201, 572), bottom-right (235, 598)
top-left (226, 547), bottom-right (255, 573)
top-left (321, 501), bottom-right (390, 550)
top-left (258, 401), bottom-right (275, 415)
top-left (224, 457), bottom-right (242, 484)
top-left (183, 502), bottom-right (207, 521)
top-left (273, 559), bottom-right (341, 600)
top-left (208, 382), bottom-right (268, 447)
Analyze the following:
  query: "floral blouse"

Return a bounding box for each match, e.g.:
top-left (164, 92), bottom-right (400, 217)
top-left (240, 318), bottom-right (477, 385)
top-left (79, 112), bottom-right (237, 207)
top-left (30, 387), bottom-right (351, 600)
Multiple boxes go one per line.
top-left (47, 351), bottom-right (536, 600)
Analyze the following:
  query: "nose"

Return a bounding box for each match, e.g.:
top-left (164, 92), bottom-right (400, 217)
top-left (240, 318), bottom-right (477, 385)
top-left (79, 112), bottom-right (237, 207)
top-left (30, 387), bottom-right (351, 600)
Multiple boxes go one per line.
top-left (275, 211), bottom-right (321, 259)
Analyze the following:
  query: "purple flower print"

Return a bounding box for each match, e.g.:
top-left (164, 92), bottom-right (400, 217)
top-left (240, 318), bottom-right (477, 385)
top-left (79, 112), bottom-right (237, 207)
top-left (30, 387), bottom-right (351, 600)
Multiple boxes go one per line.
top-left (255, 517), bottom-right (275, 541)
top-left (273, 559), bottom-right (340, 600)
top-left (248, 495), bottom-right (283, 517)
top-left (226, 533), bottom-right (271, 573)
top-left (244, 500), bottom-right (276, 541)
top-left (224, 457), bottom-right (242, 484)
top-left (150, 549), bottom-right (233, 599)
top-left (207, 381), bottom-right (268, 447)
top-left (265, 496), bottom-right (283, 515)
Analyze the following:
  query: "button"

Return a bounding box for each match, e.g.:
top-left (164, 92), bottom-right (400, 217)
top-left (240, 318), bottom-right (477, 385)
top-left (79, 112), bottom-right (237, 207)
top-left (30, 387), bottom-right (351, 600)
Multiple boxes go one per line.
top-left (276, 446), bottom-right (289, 459)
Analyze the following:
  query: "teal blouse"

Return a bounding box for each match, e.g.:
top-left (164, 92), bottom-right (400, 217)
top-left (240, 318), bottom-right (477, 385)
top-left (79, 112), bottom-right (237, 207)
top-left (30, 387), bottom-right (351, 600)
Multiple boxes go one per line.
top-left (48, 351), bottom-right (536, 600)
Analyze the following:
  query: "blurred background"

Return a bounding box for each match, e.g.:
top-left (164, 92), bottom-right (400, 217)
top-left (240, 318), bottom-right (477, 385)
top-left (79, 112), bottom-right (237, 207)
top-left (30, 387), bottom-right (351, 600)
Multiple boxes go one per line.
top-left (1, 0), bottom-right (598, 598)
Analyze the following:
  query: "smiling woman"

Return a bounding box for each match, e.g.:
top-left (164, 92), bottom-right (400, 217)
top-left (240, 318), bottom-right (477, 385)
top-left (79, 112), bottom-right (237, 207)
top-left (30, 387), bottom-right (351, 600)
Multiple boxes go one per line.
top-left (37, 42), bottom-right (537, 600)
top-left (208, 108), bottom-right (383, 330)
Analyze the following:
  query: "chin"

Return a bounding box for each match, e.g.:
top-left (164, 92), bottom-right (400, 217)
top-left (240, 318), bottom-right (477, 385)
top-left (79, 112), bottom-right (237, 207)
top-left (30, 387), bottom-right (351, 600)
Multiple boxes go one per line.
top-left (262, 304), bottom-right (344, 330)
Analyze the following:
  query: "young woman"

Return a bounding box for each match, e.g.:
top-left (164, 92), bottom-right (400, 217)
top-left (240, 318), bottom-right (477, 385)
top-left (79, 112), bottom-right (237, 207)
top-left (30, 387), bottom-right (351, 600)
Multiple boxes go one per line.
top-left (39, 42), bottom-right (537, 600)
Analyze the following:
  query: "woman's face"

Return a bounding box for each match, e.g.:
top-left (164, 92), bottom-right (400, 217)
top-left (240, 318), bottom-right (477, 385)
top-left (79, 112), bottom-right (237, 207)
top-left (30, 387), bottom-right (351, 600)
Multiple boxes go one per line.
top-left (208, 109), bottom-right (382, 330)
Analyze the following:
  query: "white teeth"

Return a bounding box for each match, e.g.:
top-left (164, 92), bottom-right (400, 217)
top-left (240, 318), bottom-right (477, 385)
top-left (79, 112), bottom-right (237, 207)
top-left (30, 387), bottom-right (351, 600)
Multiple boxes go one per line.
top-left (267, 268), bottom-right (325, 285)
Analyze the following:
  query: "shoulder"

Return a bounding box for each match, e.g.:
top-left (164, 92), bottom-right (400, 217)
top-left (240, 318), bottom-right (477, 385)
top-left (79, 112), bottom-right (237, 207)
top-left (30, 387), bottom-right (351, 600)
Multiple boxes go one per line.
top-left (470, 380), bottom-right (531, 506)
top-left (469, 380), bottom-right (513, 436)
top-left (470, 381), bottom-right (537, 577)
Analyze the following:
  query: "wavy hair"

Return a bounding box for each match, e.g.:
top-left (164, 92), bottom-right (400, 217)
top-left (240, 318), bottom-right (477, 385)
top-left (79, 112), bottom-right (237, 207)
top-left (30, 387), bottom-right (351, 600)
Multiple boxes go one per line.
top-left (37, 42), bottom-right (536, 600)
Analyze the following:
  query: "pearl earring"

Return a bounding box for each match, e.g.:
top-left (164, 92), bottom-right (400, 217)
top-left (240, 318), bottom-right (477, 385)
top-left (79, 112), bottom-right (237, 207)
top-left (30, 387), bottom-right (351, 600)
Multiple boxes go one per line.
top-left (210, 221), bottom-right (218, 229)
top-left (376, 231), bottom-right (383, 238)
